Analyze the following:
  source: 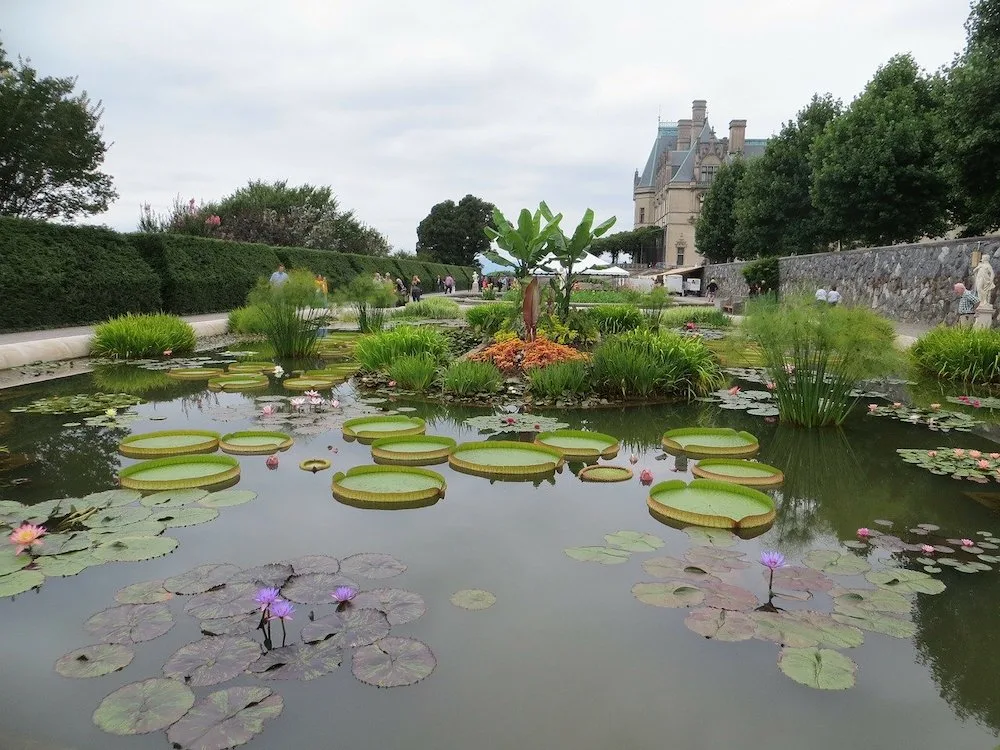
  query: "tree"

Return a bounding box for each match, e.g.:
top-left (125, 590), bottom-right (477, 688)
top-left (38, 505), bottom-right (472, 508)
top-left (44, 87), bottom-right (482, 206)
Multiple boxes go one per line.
top-left (942, 0), bottom-right (1000, 235)
top-left (590, 226), bottom-right (662, 265)
top-left (810, 55), bottom-right (949, 247)
top-left (415, 194), bottom-right (495, 266)
top-left (695, 159), bottom-right (747, 263)
top-left (733, 94), bottom-right (843, 259)
top-left (0, 41), bottom-right (116, 220)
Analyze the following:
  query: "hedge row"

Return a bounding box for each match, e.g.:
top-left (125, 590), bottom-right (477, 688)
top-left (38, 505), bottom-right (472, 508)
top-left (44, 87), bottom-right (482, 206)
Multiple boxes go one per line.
top-left (0, 218), bottom-right (474, 331)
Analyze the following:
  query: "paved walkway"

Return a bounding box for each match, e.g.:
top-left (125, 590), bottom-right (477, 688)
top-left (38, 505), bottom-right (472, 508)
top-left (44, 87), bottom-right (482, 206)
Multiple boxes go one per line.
top-left (0, 313), bottom-right (228, 346)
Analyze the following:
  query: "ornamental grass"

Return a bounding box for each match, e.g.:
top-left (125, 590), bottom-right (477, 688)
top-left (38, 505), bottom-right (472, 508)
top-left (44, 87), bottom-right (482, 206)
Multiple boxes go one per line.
top-left (911, 326), bottom-right (1000, 384)
top-left (442, 360), bottom-right (504, 396)
top-left (355, 326), bottom-right (451, 372)
top-left (91, 313), bottom-right (196, 359)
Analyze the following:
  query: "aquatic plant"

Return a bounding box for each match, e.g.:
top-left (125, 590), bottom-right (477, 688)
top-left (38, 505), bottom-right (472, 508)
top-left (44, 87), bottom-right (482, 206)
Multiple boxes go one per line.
top-left (527, 360), bottom-right (590, 399)
top-left (462, 414), bottom-right (568, 434)
top-left (911, 326), bottom-right (1000, 384)
top-left (442, 360), bottom-right (504, 396)
top-left (396, 297), bottom-right (462, 319)
top-left (897, 447), bottom-right (1000, 483)
top-left (332, 585), bottom-right (358, 604)
top-left (658, 307), bottom-right (732, 329)
top-left (228, 304), bottom-right (269, 335)
top-left (465, 302), bottom-right (517, 337)
top-left (867, 403), bottom-right (980, 431)
top-left (355, 326), bottom-right (450, 372)
top-left (91, 313), bottom-right (196, 359)
top-left (9, 522), bottom-right (46, 555)
top-left (387, 354), bottom-right (439, 391)
top-left (588, 304), bottom-right (644, 335)
top-left (10, 392), bottom-right (143, 415)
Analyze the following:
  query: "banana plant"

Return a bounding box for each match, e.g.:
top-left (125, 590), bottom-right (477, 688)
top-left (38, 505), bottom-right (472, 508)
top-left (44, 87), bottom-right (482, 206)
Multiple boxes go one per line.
top-left (539, 205), bottom-right (616, 320)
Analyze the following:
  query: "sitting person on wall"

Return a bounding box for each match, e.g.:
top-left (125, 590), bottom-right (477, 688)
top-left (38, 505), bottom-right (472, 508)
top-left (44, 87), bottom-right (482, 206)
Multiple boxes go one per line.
top-left (827, 285), bottom-right (841, 305)
top-left (955, 283), bottom-right (980, 328)
top-left (815, 286), bottom-right (827, 303)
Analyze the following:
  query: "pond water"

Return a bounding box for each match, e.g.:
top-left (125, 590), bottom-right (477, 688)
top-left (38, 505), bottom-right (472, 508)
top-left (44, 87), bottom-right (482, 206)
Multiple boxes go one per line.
top-left (1, 364), bottom-right (999, 750)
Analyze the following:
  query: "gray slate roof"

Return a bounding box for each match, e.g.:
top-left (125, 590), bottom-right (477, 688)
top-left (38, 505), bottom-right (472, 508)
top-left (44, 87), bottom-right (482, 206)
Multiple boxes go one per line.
top-left (636, 122), bottom-right (678, 189)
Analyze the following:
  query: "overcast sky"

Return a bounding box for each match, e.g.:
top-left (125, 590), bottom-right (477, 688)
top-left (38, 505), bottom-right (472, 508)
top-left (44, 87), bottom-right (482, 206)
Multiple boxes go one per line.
top-left (5, 0), bottom-right (972, 251)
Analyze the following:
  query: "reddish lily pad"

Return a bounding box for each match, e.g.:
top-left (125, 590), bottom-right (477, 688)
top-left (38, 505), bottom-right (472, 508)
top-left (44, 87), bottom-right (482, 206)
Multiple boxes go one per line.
top-left (353, 588), bottom-right (426, 624)
top-left (300, 608), bottom-right (390, 647)
top-left (339, 553), bottom-right (407, 579)
top-left (684, 607), bottom-right (756, 641)
top-left (165, 563), bottom-right (242, 595)
top-left (631, 581), bottom-right (705, 608)
top-left (778, 647), bottom-right (856, 690)
top-left (802, 550), bottom-right (871, 576)
top-left (163, 636), bottom-right (263, 687)
top-left (93, 678), bottom-right (195, 735)
top-left (351, 637), bottom-right (436, 688)
top-left (185, 583), bottom-right (259, 620)
top-left (55, 644), bottom-right (135, 678)
top-left (684, 527), bottom-right (738, 547)
top-left (85, 603), bottom-right (175, 644)
top-left (770, 566), bottom-right (835, 594)
top-left (247, 640), bottom-right (343, 681)
top-left (449, 589), bottom-right (497, 610)
top-left (700, 580), bottom-right (759, 611)
top-left (641, 556), bottom-right (720, 583)
top-left (753, 610), bottom-right (864, 649)
top-left (685, 546), bottom-right (750, 572)
top-left (604, 531), bottom-right (664, 552)
top-left (115, 580), bottom-right (173, 604)
top-left (288, 555), bottom-right (341, 576)
top-left (166, 686), bottom-right (283, 750)
top-left (280, 573), bottom-right (360, 605)
top-left (564, 546), bottom-right (631, 564)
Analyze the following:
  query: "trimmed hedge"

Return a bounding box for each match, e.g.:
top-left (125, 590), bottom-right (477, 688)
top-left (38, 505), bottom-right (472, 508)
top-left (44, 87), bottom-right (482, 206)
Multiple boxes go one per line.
top-left (0, 218), bottom-right (474, 330)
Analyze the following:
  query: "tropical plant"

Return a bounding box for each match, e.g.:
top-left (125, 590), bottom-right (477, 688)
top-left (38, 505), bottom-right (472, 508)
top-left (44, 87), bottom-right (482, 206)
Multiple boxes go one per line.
top-left (527, 361), bottom-right (590, 399)
top-left (387, 354), bottom-right (439, 391)
top-left (589, 305), bottom-right (644, 335)
top-left (442, 360), bottom-right (504, 396)
top-left (465, 303), bottom-right (517, 337)
top-left (659, 307), bottom-right (732, 329)
top-left (91, 365), bottom-right (174, 395)
top-left (538, 205), bottom-right (616, 320)
top-left (740, 296), bottom-right (902, 427)
top-left (355, 326), bottom-right (450, 372)
top-left (396, 298), bottom-right (462, 320)
top-left (91, 314), bottom-right (196, 359)
top-left (589, 226), bottom-right (663, 266)
top-left (911, 326), bottom-right (1000, 383)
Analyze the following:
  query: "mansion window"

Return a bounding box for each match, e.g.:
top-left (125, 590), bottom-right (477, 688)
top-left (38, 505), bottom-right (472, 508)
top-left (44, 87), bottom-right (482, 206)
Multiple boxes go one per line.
top-left (639, 207), bottom-right (645, 223)
top-left (676, 250), bottom-right (685, 266)
top-left (700, 165), bottom-right (718, 183)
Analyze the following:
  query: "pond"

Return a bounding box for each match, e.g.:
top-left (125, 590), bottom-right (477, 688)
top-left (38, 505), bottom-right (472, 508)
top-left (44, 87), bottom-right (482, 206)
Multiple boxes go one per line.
top-left (1, 360), bottom-right (999, 750)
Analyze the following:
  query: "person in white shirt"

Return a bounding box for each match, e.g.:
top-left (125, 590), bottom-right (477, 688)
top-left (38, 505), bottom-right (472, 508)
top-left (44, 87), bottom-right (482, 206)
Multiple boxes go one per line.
top-left (815, 287), bottom-right (828, 303)
top-left (827, 286), bottom-right (842, 305)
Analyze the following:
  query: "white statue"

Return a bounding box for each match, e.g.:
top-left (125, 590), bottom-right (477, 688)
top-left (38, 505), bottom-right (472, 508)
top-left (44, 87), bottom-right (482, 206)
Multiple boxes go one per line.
top-left (973, 258), bottom-right (995, 308)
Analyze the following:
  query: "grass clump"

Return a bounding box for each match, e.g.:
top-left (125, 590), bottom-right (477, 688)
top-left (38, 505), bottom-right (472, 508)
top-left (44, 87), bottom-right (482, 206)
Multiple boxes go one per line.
top-left (91, 313), bottom-right (196, 359)
top-left (527, 361), bottom-right (590, 399)
top-left (228, 305), bottom-right (268, 335)
top-left (589, 305), bottom-right (644, 335)
top-left (334, 276), bottom-right (396, 334)
top-left (442, 360), bottom-right (504, 396)
top-left (387, 354), bottom-right (439, 391)
top-left (911, 327), bottom-right (1000, 384)
top-left (465, 303), bottom-right (517, 337)
top-left (659, 307), bottom-right (732, 329)
top-left (355, 325), bottom-right (451, 372)
top-left (591, 328), bottom-right (724, 400)
top-left (397, 298), bottom-right (462, 320)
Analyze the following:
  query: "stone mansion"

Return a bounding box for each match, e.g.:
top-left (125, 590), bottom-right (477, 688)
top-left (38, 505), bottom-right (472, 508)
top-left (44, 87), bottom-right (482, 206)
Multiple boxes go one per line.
top-left (632, 99), bottom-right (767, 268)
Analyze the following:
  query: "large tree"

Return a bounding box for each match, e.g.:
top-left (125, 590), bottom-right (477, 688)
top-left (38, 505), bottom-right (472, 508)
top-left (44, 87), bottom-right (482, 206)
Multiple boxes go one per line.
top-left (941, 0), bottom-right (1000, 235)
top-left (695, 159), bottom-right (747, 263)
top-left (810, 55), bottom-right (949, 247)
top-left (590, 226), bottom-right (662, 265)
top-left (733, 94), bottom-right (842, 258)
top-left (415, 194), bottom-right (495, 266)
top-left (0, 41), bottom-right (117, 220)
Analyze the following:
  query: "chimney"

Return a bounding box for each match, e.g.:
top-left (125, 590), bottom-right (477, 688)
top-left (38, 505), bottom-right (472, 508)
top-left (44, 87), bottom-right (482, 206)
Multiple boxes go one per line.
top-left (728, 119), bottom-right (746, 154)
top-left (692, 99), bottom-right (707, 129)
top-left (677, 119), bottom-right (693, 151)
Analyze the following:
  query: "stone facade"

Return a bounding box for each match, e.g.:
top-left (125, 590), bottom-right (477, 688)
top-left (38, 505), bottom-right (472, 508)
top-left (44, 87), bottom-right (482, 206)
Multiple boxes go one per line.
top-left (704, 236), bottom-right (1000, 325)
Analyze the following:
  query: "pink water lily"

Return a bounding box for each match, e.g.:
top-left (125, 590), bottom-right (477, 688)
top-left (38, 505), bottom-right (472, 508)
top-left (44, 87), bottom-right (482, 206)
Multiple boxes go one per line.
top-left (639, 469), bottom-right (654, 485)
top-left (868, 404), bottom-right (879, 412)
top-left (265, 454), bottom-right (279, 470)
top-left (991, 453), bottom-right (1000, 459)
top-left (628, 454), bottom-right (639, 465)
top-left (927, 450), bottom-right (938, 457)
top-left (978, 459), bottom-right (990, 469)
top-left (970, 450), bottom-right (982, 459)
top-left (759, 550), bottom-right (786, 570)
top-left (728, 386), bottom-right (741, 396)
top-left (784, 364), bottom-right (795, 374)
top-left (163, 349), bottom-right (173, 357)
top-left (309, 397), bottom-right (323, 406)
top-left (290, 397), bottom-right (306, 409)
top-left (960, 538), bottom-right (975, 547)
top-left (9, 523), bottom-right (46, 555)
top-left (765, 382), bottom-right (776, 390)
top-left (331, 399), bottom-right (340, 409)
top-left (892, 402), bottom-right (903, 409)
top-left (929, 403), bottom-right (941, 411)
top-left (388, 380), bottom-right (397, 387)
top-left (856, 527), bottom-right (872, 539)
top-left (973, 400), bottom-right (982, 408)
top-left (921, 544), bottom-right (936, 555)
top-left (303, 390), bottom-right (321, 399)
top-left (261, 405), bottom-right (277, 416)
top-left (954, 449), bottom-right (966, 457)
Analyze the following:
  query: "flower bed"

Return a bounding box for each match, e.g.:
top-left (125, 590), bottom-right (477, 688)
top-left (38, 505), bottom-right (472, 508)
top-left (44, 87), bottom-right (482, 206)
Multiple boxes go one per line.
top-left (468, 336), bottom-right (587, 374)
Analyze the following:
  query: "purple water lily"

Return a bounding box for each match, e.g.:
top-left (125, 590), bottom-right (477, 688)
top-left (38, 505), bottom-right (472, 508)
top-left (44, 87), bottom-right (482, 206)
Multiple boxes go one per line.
top-left (331, 585), bottom-right (358, 604)
top-left (268, 599), bottom-right (295, 621)
top-left (759, 550), bottom-right (786, 570)
top-left (254, 587), bottom-right (281, 611)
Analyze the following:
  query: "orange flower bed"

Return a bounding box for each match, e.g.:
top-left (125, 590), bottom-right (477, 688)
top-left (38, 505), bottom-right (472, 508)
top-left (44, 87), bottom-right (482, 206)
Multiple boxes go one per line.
top-left (470, 336), bottom-right (587, 374)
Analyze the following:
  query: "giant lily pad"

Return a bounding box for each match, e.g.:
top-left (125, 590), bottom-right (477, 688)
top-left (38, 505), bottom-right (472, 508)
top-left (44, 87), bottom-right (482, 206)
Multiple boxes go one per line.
top-left (300, 608), bottom-right (390, 647)
top-left (247, 640), bottom-right (343, 681)
top-left (219, 431), bottom-right (293, 456)
top-left (167, 366), bottom-right (225, 381)
top-left (93, 678), bottom-right (195, 735)
top-left (449, 441), bottom-right (564, 479)
top-left (56, 643), bottom-right (135, 678)
top-left (166, 686), bottom-right (283, 750)
top-left (282, 376), bottom-right (337, 391)
top-left (684, 607), bottom-right (756, 641)
top-left (227, 361), bottom-right (276, 374)
top-left (803, 549), bottom-right (871, 576)
top-left (865, 569), bottom-right (946, 595)
top-left (831, 604), bottom-right (917, 638)
top-left (604, 530), bottom-right (664, 552)
top-left (753, 611), bottom-right (864, 649)
top-left (631, 581), bottom-right (705, 608)
top-left (165, 563), bottom-right (242, 595)
top-left (332, 466), bottom-right (446, 509)
top-left (184, 583), bottom-right (259, 619)
top-left (564, 546), bottom-right (631, 564)
top-left (163, 636), bottom-right (263, 687)
top-left (119, 430), bottom-right (220, 459)
top-left (0, 569), bottom-right (44, 596)
top-left (207, 374), bottom-right (269, 392)
top-left (662, 428), bottom-right (759, 458)
top-left (340, 553), bottom-right (407, 579)
top-left (777, 647), bottom-right (857, 690)
top-left (281, 572), bottom-right (359, 605)
top-left (342, 415), bottom-right (426, 443)
top-left (534, 429), bottom-right (620, 460)
top-left (371, 435), bottom-right (457, 466)
top-left (449, 589), bottom-right (496, 610)
top-left (351, 637), bottom-right (436, 687)
top-left (85, 602), bottom-right (175, 644)
top-left (578, 465), bottom-right (633, 482)
top-left (94, 535), bottom-right (178, 562)
top-left (352, 588), bottom-right (426, 623)
top-left (647, 479), bottom-right (775, 530)
top-left (118, 455), bottom-right (240, 491)
top-left (692, 458), bottom-right (784, 487)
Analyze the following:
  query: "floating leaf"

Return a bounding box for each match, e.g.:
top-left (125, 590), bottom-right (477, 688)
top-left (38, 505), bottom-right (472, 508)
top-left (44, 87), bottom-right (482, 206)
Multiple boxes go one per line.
top-left (873, 519), bottom-right (893, 527)
top-left (86, 602), bottom-right (175, 644)
top-left (94, 536), bottom-right (178, 562)
top-left (831, 604), bottom-right (917, 638)
top-left (865, 569), bottom-right (946, 595)
top-left (449, 588), bottom-right (497, 611)
top-left (88, 520), bottom-right (167, 541)
top-left (753, 611), bottom-right (864, 649)
top-left (641, 556), bottom-right (719, 582)
top-left (0, 549), bottom-right (31, 576)
top-left (683, 527), bottom-right (738, 547)
top-left (564, 546), bottom-right (630, 564)
top-left (288, 555), bottom-right (340, 576)
top-left (340, 553), bottom-right (407, 579)
top-left (148, 506), bottom-right (219, 528)
top-left (36, 550), bottom-right (99, 578)
top-left (140, 489), bottom-right (208, 508)
top-left (92, 678), bottom-right (195, 735)
top-left (83, 506), bottom-right (153, 528)
top-left (700, 580), bottom-right (759, 611)
top-left (166, 686), bottom-right (283, 750)
top-left (199, 489), bottom-right (258, 508)
top-left (0, 569), bottom-right (45, 596)
top-left (32, 532), bottom-right (92, 556)
top-left (352, 637), bottom-right (436, 687)
top-left (185, 583), bottom-right (258, 620)
top-left (163, 636), bottom-right (263, 687)
top-left (631, 581), bottom-right (705, 608)
top-left (247, 640), bottom-right (343, 681)
top-left (770, 566), bottom-right (836, 594)
top-left (684, 546), bottom-right (750, 572)
top-left (281, 572), bottom-right (360, 605)
top-left (199, 612), bottom-right (260, 637)
top-left (684, 607), bottom-right (756, 641)
top-left (227, 563), bottom-right (293, 588)
top-left (924, 566), bottom-right (943, 574)
top-left (353, 588), bottom-right (426, 623)
top-left (842, 540), bottom-right (868, 550)
top-left (115, 580), bottom-right (173, 604)
top-left (83, 489), bottom-right (143, 508)
top-left (55, 644), bottom-right (134, 678)
top-left (604, 531), bottom-right (664, 552)
top-left (778, 647), bottom-right (856, 690)
top-left (831, 587), bottom-right (912, 614)
top-left (300, 608), bottom-right (390, 647)
top-left (803, 550), bottom-right (871, 576)
top-left (165, 563), bottom-right (242, 595)
top-left (917, 523), bottom-right (941, 531)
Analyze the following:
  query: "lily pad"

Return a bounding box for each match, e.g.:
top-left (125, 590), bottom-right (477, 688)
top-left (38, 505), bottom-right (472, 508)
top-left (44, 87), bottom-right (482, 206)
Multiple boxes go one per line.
top-left (700, 580), bottom-right (759, 610)
top-left (684, 607), bottom-right (756, 641)
top-left (802, 549), bottom-right (871, 576)
top-left (449, 589), bottom-right (497, 611)
top-left (778, 647), bottom-right (857, 690)
top-left (88, 520), bottom-right (167, 541)
top-left (140, 489), bottom-right (209, 508)
top-left (353, 588), bottom-right (426, 623)
top-left (332, 465), bottom-right (446, 509)
top-left (0, 549), bottom-right (31, 576)
top-left (770, 566), bottom-right (836, 594)
top-left (228, 563), bottom-right (294, 589)
top-left (119, 430), bottom-right (220, 459)
top-left (247, 640), bottom-right (343, 681)
top-left (85, 602), bottom-right (175, 644)
top-left (340, 552), bottom-right (407, 579)
top-left (148, 506), bottom-right (220, 528)
top-left (166, 686), bottom-right (284, 750)
top-left (535, 429), bottom-right (620, 459)
top-left (18, 392), bottom-right (143, 416)
top-left (83, 506), bottom-right (153, 528)
top-left (691, 458), bottom-right (784, 487)
top-left (351, 637), bottom-right (436, 688)
top-left (115, 580), bottom-right (173, 604)
top-left (661, 427), bottom-right (759, 458)
top-left (94, 535), bottom-right (178, 562)
top-left (118, 455), bottom-right (241, 491)
top-left (449, 440), bottom-right (564, 480)
top-left (343, 415), bottom-right (426, 443)
top-left (55, 643), bottom-right (135, 678)
top-left (753, 610), bottom-right (864, 649)
top-left (163, 636), bottom-right (263, 687)
top-left (219, 431), bottom-right (294, 455)
top-left (281, 572), bottom-right (359, 605)
top-left (300, 608), bottom-right (390, 647)
top-left (641, 556), bottom-right (720, 582)
top-left (564, 546), bottom-right (631, 564)
top-left (370, 435), bottom-right (457, 466)
top-left (0, 569), bottom-right (44, 596)
top-left (165, 563), bottom-right (242, 595)
top-left (36, 550), bottom-right (99, 577)
top-left (831, 604), bottom-right (917, 638)
top-left (462, 414), bottom-right (568, 434)
top-left (648, 479), bottom-right (775, 530)
top-left (288, 555), bottom-right (341, 576)
top-left (199, 489), bottom-right (257, 508)
top-left (631, 581), bottom-right (705, 608)
top-left (578, 465), bottom-right (633, 482)
top-left (92, 678), bottom-right (195, 735)
top-left (865, 569), bottom-right (946, 595)
top-left (832, 586), bottom-right (912, 614)
top-left (185, 583), bottom-right (259, 619)
top-left (604, 531), bottom-right (664, 552)
top-left (684, 528), bottom-right (738, 547)
top-left (685, 546), bottom-right (751, 572)
top-left (199, 612), bottom-right (260, 637)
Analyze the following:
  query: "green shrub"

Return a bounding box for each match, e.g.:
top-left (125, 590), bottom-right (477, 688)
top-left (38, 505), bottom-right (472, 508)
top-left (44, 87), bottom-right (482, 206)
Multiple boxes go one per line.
top-left (247, 268), bottom-right (321, 309)
top-left (659, 307), bottom-right (732, 329)
top-left (333, 276), bottom-right (396, 333)
top-left (387, 354), bottom-right (438, 391)
top-left (527, 360), bottom-right (590, 399)
top-left (228, 305), bottom-right (268, 335)
top-left (355, 326), bottom-right (451, 372)
top-left (742, 257), bottom-right (779, 294)
top-left (482, 287), bottom-right (497, 300)
top-left (396, 298), bottom-right (462, 319)
top-left (466, 303), bottom-right (516, 336)
top-left (442, 360), bottom-right (504, 396)
top-left (591, 329), bottom-right (724, 400)
top-left (567, 288), bottom-right (645, 304)
top-left (91, 314), bottom-right (197, 359)
top-left (911, 326), bottom-right (1000, 383)
top-left (589, 305), bottom-right (644, 335)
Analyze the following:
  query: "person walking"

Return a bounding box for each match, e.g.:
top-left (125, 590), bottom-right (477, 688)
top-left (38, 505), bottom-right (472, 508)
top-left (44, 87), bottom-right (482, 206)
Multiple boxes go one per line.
top-left (955, 283), bottom-right (980, 328)
top-left (444, 274), bottom-right (454, 294)
top-left (269, 264), bottom-right (289, 287)
top-left (827, 285), bottom-right (841, 305)
top-left (411, 275), bottom-right (422, 302)
top-left (706, 278), bottom-right (719, 302)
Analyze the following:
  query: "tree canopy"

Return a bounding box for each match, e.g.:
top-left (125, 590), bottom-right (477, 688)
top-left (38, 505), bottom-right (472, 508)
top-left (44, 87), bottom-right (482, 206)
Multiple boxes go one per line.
top-left (590, 226), bottom-right (662, 265)
top-left (695, 159), bottom-right (746, 263)
top-left (415, 194), bottom-right (495, 266)
top-left (0, 41), bottom-right (117, 220)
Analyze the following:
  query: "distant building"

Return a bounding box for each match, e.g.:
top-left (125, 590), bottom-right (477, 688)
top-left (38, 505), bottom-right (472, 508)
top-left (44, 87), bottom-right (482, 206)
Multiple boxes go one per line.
top-left (633, 99), bottom-right (767, 268)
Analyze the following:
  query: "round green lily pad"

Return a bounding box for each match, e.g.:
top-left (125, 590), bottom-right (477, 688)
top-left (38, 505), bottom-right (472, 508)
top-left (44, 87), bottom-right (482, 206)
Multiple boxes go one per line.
top-left (119, 455), bottom-right (240, 490)
top-left (534, 429), bottom-right (620, 460)
top-left (332, 466), bottom-right (446, 510)
top-left (662, 427), bottom-right (760, 458)
top-left (94, 535), bottom-right (179, 562)
top-left (93, 678), bottom-right (195, 735)
top-left (692, 458), bottom-right (783, 487)
top-left (56, 644), bottom-right (135, 678)
top-left (0, 569), bottom-right (44, 596)
top-left (450, 589), bottom-right (497, 610)
top-left (342, 415), bottom-right (426, 444)
top-left (371, 435), bottom-right (457, 465)
top-left (449, 440), bottom-right (564, 479)
top-left (282, 377), bottom-right (337, 391)
top-left (227, 361), bottom-right (276, 374)
top-left (167, 367), bottom-right (225, 380)
top-left (579, 465), bottom-right (633, 482)
top-left (300, 458), bottom-right (332, 472)
top-left (139, 489), bottom-right (209, 508)
top-left (148, 506), bottom-right (219, 528)
top-left (207, 374), bottom-right (269, 392)
top-left (219, 431), bottom-right (293, 455)
top-left (647, 478), bottom-right (776, 530)
top-left (119, 430), bottom-right (220, 458)
top-left (777, 647), bottom-right (857, 690)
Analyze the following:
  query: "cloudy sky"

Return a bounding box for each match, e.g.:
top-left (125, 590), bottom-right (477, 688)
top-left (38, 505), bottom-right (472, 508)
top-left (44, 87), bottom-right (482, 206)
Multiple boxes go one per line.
top-left (5, 0), bottom-right (972, 251)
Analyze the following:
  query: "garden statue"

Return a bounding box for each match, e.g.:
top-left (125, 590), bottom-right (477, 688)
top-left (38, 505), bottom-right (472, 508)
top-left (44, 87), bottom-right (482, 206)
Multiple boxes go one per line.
top-left (973, 257), bottom-right (995, 307)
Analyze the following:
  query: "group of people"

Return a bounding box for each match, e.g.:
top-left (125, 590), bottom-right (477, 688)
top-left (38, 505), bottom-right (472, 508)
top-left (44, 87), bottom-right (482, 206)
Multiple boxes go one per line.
top-left (814, 285), bottom-right (842, 305)
top-left (471, 271), bottom-right (515, 294)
